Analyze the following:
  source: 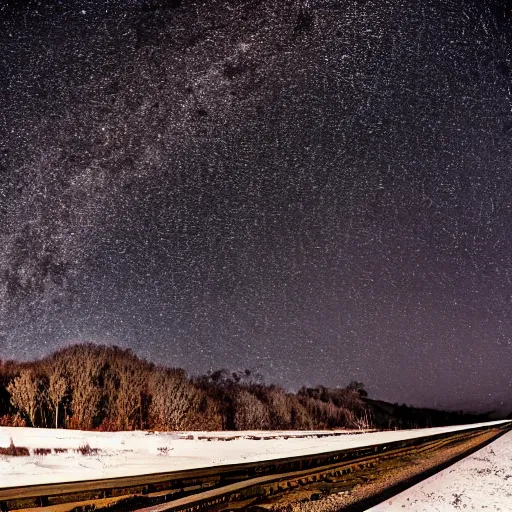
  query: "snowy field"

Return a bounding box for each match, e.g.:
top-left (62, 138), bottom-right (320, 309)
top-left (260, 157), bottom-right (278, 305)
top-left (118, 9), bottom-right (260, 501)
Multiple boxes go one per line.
top-left (0, 420), bottom-right (508, 489)
top-left (369, 428), bottom-right (512, 511)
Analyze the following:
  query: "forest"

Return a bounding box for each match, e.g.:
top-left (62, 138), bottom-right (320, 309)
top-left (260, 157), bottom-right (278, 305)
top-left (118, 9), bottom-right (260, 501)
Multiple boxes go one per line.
top-left (0, 344), bottom-right (490, 432)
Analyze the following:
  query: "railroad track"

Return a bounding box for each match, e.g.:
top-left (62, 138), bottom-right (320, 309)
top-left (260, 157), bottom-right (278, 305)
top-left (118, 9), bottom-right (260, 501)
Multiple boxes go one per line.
top-left (1, 422), bottom-right (510, 512)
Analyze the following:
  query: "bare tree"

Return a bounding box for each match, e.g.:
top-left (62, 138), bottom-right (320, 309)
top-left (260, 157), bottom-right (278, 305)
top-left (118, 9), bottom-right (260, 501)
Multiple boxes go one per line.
top-left (115, 363), bottom-right (147, 431)
top-left (266, 387), bottom-right (292, 429)
top-left (346, 381), bottom-right (368, 397)
top-left (46, 365), bottom-right (67, 429)
top-left (234, 389), bottom-right (270, 430)
top-left (7, 369), bottom-right (40, 427)
top-left (149, 370), bottom-right (201, 431)
top-left (65, 352), bottom-right (102, 430)
top-left (288, 395), bottom-right (313, 429)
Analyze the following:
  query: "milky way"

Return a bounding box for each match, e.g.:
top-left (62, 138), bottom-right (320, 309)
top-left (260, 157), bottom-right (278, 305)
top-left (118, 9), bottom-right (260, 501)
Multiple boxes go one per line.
top-left (1, 0), bottom-right (512, 412)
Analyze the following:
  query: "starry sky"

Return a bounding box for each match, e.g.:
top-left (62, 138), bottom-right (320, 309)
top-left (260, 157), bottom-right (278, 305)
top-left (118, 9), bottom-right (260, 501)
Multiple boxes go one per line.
top-left (1, 0), bottom-right (512, 412)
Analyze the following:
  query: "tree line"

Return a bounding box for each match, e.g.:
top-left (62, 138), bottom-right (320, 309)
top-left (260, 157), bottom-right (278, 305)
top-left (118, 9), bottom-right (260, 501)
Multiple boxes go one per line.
top-left (0, 343), bottom-right (489, 431)
top-left (0, 344), bottom-right (371, 431)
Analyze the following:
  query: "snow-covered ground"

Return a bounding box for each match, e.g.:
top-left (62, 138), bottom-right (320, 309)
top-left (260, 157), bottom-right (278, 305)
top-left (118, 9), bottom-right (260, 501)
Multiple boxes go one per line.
top-left (0, 420), bottom-right (507, 489)
top-left (368, 428), bottom-right (512, 511)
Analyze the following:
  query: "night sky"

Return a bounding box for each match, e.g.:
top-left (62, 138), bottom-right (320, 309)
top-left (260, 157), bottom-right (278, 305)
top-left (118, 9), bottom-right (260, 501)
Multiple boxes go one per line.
top-left (1, 0), bottom-right (512, 412)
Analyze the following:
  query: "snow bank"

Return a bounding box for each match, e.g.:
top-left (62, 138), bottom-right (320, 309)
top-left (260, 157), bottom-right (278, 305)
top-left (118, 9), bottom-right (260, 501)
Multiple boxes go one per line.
top-left (368, 428), bottom-right (512, 511)
top-left (0, 420), bottom-right (507, 489)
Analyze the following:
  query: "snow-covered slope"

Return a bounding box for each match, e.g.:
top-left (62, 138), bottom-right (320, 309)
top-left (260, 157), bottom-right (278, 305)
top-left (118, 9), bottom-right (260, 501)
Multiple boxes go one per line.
top-left (368, 428), bottom-right (512, 511)
top-left (0, 420), bottom-right (507, 489)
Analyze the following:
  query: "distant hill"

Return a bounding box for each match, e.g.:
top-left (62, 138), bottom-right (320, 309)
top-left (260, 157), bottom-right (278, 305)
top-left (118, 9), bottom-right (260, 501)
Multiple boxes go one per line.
top-left (362, 397), bottom-right (491, 430)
